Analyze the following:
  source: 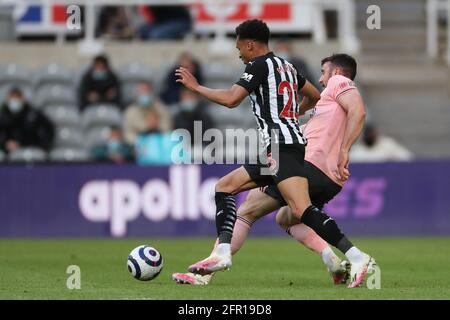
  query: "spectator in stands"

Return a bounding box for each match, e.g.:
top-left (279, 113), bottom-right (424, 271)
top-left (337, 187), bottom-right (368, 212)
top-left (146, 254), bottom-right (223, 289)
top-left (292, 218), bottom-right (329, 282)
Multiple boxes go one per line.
top-left (274, 39), bottom-right (319, 88)
top-left (173, 88), bottom-right (214, 146)
top-left (350, 123), bottom-right (414, 162)
top-left (96, 6), bottom-right (135, 40)
top-left (123, 82), bottom-right (172, 144)
top-left (91, 126), bottom-right (134, 164)
top-left (78, 55), bottom-right (122, 111)
top-left (0, 87), bottom-right (54, 154)
top-left (135, 109), bottom-right (175, 165)
top-left (138, 5), bottom-right (192, 40)
top-left (160, 52), bottom-right (203, 105)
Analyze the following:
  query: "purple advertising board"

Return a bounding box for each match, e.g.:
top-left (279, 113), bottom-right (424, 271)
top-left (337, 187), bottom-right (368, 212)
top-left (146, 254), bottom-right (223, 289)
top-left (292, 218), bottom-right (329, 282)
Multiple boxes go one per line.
top-left (0, 161), bottom-right (449, 238)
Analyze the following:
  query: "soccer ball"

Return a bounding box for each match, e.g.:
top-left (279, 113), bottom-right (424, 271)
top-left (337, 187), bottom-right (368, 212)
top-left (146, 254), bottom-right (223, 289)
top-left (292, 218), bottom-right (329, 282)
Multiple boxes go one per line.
top-left (127, 245), bottom-right (163, 281)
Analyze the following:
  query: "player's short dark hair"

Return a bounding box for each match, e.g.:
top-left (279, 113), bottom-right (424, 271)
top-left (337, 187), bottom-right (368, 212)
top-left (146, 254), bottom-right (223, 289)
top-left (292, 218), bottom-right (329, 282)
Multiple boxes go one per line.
top-left (235, 19), bottom-right (270, 44)
top-left (321, 54), bottom-right (357, 80)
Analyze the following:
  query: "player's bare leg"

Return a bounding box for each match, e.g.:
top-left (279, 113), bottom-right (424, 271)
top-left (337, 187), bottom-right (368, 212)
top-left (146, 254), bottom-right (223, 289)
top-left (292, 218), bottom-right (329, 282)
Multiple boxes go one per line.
top-left (187, 166), bottom-right (259, 275)
top-left (276, 207), bottom-right (350, 285)
top-left (173, 188), bottom-right (280, 284)
top-left (276, 176), bottom-right (376, 288)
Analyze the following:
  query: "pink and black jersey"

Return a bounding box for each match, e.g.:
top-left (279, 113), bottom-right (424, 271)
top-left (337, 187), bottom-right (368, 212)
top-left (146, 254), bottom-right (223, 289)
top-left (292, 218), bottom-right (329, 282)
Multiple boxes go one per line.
top-left (304, 74), bottom-right (359, 186)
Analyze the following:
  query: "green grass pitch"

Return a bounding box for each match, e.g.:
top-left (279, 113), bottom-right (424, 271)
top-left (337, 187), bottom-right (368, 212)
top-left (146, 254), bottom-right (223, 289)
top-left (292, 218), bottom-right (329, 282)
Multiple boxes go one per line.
top-left (1, 237), bottom-right (450, 300)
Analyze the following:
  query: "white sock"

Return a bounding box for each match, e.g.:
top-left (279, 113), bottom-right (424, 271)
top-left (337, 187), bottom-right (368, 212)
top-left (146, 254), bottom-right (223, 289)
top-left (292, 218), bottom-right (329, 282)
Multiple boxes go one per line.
top-left (214, 243), bottom-right (231, 256)
top-left (345, 246), bottom-right (364, 263)
top-left (321, 247), bottom-right (340, 271)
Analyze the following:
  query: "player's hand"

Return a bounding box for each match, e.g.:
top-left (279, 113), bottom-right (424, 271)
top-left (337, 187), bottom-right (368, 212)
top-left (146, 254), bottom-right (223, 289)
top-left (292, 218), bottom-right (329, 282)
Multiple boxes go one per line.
top-left (175, 67), bottom-right (199, 92)
top-left (335, 150), bottom-right (350, 182)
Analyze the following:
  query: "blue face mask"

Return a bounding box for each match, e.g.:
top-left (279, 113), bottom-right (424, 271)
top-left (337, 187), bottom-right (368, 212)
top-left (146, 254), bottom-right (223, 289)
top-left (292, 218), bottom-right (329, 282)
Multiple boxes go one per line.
top-left (138, 94), bottom-right (153, 107)
top-left (108, 140), bottom-right (122, 153)
top-left (92, 70), bottom-right (108, 80)
top-left (180, 100), bottom-right (197, 112)
top-left (8, 99), bottom-right (24, 113)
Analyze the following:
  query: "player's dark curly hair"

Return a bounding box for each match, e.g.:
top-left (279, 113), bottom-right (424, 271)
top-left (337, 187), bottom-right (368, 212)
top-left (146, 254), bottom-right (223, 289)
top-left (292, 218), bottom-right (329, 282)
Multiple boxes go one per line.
top-left (235, 19), bottom-right (270, 44)
top-left (321, 54), bottom-right (357, 80)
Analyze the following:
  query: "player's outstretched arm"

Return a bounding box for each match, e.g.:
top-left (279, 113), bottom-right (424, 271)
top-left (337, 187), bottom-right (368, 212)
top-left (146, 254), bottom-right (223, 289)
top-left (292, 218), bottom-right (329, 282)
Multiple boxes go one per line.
top-left (336, 89), bottom-right (366, 181)
top-left (298, 80), bottom-right (321, 115)
top-left (176, 67), bottom-right (248, 108)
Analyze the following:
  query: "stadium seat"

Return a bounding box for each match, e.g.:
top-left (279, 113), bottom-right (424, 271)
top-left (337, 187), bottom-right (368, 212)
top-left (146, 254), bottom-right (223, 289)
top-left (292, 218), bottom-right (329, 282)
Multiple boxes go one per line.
top-left (49, 148), bottom-right (90, 162)
top-left (0, 64), bottom-right (33, 88)
top-left (204, 62), bottom-right (241, 83)
top-left (119, 62), bottom-right (154, 83)
top-left (33, 63), bottom-right (74, 90)
top-left (121, 82), bottom-right (140, 106)
top-left (44, 105), bottom-right (80, 128)
top-left (206, 100), bottom-right (254, 129)
top-left (0, 150), bottom-right (5, 162)
top-left (82, 104), bottom-right (122, 129)
top-left (35, 84), bottom-right (77, 108)
top-left (8, 147), bottom-right (47, 163)
top-left (84, 126), bottom-right (111, 150)
top-left (54, 127), bottom-right (84, 149)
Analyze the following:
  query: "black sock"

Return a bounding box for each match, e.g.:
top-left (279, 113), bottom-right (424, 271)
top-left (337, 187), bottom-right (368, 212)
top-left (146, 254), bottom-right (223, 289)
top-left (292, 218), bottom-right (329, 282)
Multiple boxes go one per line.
top-left (215, 192), bottom-right (236, 244)
top-left (300, 205), bottom-right (354, 254)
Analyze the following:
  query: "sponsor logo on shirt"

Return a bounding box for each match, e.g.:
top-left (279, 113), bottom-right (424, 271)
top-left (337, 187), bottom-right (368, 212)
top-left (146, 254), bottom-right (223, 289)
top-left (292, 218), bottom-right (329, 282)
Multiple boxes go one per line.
top-left (339, 81), bottom-right (356, 90)
top-left (241, 72), bottom-right (254, 82)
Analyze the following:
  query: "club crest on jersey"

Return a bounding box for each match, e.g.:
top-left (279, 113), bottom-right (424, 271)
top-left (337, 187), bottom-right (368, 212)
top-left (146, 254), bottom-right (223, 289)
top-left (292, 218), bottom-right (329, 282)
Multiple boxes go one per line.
top-left (241, 73), bottom-right (254, 82)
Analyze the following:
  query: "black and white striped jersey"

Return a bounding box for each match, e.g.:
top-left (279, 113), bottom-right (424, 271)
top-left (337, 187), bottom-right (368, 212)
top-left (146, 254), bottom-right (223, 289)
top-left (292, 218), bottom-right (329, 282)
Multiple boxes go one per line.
top-left (236, 52), bottom-right (307, 149)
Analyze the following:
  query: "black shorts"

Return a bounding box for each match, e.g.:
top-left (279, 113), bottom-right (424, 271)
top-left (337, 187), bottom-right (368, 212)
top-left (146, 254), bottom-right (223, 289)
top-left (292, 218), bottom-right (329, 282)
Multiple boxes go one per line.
top-left (264, 161), bottom-right (342, 210)
top-left (243, 144), bottom-right (307, 187)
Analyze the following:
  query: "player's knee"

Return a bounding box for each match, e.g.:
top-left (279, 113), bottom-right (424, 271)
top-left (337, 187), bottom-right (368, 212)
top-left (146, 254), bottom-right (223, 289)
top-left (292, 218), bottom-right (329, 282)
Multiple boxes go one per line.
top-left (215, 176), bottom-right (234, 194)
top-left (275, 209), bottom-right (290, 229)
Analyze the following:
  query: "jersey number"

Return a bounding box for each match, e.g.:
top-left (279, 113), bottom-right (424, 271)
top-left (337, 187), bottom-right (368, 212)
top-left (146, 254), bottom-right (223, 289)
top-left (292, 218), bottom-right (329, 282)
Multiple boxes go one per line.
top-left (278, 80), bottom-right (299, 119)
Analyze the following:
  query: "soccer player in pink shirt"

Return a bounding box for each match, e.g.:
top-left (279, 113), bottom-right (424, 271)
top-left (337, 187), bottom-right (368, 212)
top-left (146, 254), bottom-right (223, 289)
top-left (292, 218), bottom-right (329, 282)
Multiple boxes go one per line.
top-left (173, 54), bottom-right (377, 288)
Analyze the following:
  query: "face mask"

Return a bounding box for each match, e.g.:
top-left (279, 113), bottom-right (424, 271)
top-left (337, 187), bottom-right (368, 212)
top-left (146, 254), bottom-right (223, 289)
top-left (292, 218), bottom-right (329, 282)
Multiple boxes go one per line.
top-left (8, 99), bottom-right (24, 113)
top-left (108, 140), bottom-right (122, 153)
top-left (138, 94), bottom-right (153, 107)
top-left (181, 100), bottom-right (197, 112)
top-left (92, 70), bottom-right (108, 80)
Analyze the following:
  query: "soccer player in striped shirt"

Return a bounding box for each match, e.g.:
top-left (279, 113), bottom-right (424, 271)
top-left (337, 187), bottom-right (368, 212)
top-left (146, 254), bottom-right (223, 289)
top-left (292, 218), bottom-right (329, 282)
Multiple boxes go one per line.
top-left (175, 20), bottom-right (374, 288)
